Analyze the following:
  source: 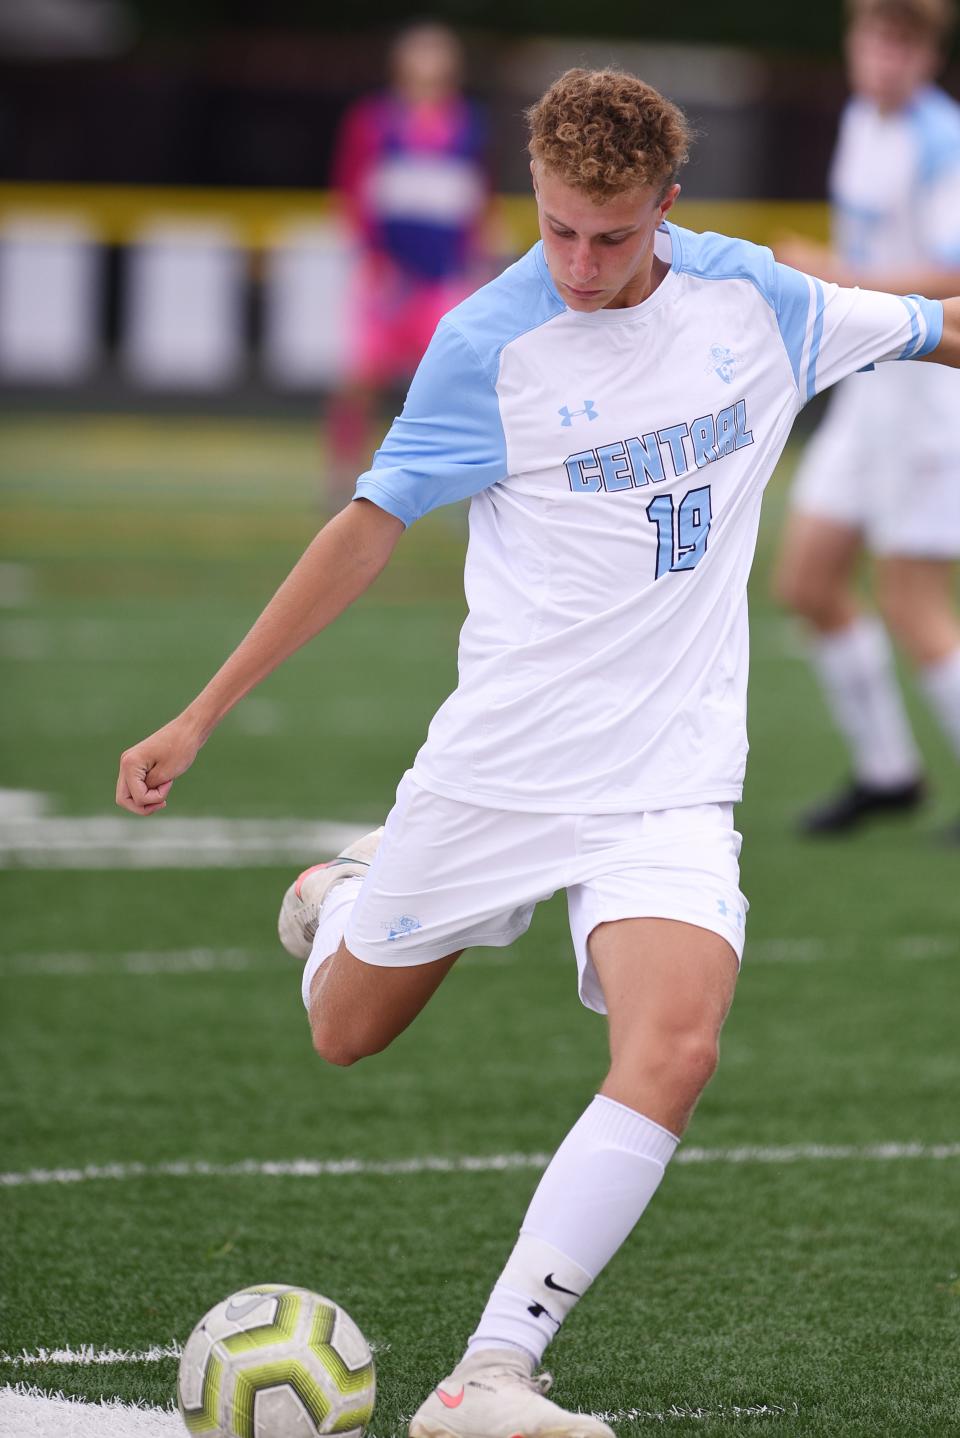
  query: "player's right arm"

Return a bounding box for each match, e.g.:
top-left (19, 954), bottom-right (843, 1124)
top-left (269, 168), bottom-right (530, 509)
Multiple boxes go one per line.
top-left (115, 498), bottom-right (403, 816)
top-left (118, 312), bottom-right (506, 816)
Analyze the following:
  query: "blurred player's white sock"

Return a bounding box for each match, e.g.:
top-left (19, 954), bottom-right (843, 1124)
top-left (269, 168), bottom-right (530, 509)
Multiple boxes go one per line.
top-left (300, 876), bottom-right (363, 1009)
top-left (920, 648), bottom-right (960, 758)
top-left (810, 617), bottom-right (921, 786)
top-left (467, 1095), bottom-right (678, 1365)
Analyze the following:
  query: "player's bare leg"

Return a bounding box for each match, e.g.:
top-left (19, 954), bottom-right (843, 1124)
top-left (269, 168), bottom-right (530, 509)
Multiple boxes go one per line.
top-left (325, 382), bottom-right (378, 508)
top-left (592, 916), bottom-right (738, 1132)
top-left (410, 919), bottom-right (736, 1438)
top-left (278, 832), bottom-right (462, 1065)
top-left (773, 510), bottom-right (924, 831)
top-left (877, 555), bottom-right (960, 836)
top-left (875, 555), bottom-right (960, 667)
top-left (307, 940), bottom-right (461, 1066)
top-left (773, 509), bottom-right (863, 633)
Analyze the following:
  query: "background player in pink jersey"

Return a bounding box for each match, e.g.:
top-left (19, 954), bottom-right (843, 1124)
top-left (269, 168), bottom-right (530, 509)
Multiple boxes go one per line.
top-left (326, 23), bottom-right (492, 502)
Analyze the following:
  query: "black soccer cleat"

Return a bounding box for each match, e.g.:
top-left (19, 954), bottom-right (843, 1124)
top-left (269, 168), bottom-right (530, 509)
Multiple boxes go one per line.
top-left (798, 777), bottom-right (927, 836)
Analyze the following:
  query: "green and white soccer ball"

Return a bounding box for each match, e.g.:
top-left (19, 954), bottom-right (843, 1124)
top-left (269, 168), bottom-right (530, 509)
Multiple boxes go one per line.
top-left (177, 1284), bottom-right (376, 1438)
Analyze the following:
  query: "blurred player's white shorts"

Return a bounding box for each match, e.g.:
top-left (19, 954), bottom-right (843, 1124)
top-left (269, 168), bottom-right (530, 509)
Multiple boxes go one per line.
top-left (344, 772), bottom-right (747, 1014)
top-left (789, 363), bottom-right (960, 557)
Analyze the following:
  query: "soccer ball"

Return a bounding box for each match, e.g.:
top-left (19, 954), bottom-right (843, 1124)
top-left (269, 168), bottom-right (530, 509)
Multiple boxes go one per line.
top-left (177, 1284), bottom-right (376, 1438)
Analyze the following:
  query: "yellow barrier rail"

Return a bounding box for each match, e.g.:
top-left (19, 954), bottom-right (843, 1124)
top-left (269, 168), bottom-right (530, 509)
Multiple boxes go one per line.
top-left (0, 183), bottom-right (830, 249)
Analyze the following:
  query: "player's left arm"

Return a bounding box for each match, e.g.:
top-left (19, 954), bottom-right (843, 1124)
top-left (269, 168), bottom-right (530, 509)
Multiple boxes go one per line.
top-left (918, 295), bottom-right (960, 367)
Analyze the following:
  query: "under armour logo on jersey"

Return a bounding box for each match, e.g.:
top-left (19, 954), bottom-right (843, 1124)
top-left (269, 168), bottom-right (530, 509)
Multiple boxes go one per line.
top-left (559, 400), bottom-right (598, 426)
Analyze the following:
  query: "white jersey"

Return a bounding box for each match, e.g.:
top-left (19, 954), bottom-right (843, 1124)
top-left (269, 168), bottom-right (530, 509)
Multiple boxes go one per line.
top-left (831, 86), bottom-right (960, 272)
top-left (355, 224), bottom-right (942, 812)
top-left (790, 85), bottom-right (960, 536)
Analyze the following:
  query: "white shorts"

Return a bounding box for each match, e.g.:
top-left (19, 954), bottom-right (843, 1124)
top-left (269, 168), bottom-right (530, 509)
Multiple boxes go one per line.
top-left (344, 773), bottom-right (748, 1014)
top-left (790, 364), bottom-right (960, 557)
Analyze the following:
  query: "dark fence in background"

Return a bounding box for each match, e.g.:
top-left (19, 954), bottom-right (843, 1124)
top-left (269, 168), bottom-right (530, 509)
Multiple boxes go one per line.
top-left (0, 28), bottom-right (860, 199)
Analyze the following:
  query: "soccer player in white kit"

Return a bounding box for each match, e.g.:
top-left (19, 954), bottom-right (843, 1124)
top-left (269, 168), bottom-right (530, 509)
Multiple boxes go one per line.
top-left (774, 0), bottom-right (960, 834)
top-left (117, 69), bottom-right (960, 1438)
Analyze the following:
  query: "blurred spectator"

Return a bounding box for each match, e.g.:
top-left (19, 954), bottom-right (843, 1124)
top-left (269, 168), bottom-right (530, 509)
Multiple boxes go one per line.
top-left (325, 22), bottom-right (493, 502)
top-left (772, 0), bottom-right (960, 836)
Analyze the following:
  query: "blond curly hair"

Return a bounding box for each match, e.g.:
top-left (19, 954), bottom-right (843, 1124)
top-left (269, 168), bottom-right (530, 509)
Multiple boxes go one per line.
top-left (526, 68), bottom-right (692, 201)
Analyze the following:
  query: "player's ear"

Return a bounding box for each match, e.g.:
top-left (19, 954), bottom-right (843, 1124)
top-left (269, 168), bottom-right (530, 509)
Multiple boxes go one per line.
top-left (530, 159), bottom-right (539, 199)
top-left (659, 183), bottom-right (681, 218)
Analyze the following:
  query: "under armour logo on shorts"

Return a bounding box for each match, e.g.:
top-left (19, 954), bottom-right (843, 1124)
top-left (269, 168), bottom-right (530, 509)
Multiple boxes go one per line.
top-left (559, 400), bottom-right (599, 426)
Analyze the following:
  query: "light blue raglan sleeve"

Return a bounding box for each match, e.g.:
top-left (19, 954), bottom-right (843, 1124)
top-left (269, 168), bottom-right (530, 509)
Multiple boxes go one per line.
top-left (353, 321), bottom-right (507, 526)
top-left (914, 91), bottom-right (960, 266)
top-left (922, 167), bottom-right (960, 267)
top-left (770, 260), bottom-right (944, 402)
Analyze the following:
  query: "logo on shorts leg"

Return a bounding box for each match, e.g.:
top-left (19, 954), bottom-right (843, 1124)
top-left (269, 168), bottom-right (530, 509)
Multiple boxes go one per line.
top-left (383, 914), bottom-right (423, 941)
top-left (716, 898), bottom-right (744, 927)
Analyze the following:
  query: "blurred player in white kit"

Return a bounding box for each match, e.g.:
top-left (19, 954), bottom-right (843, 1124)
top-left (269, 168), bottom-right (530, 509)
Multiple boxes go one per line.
top-left (775, 0), bottom-right (960, 834)
top-left (118, 67), bottom-right (960, 1438)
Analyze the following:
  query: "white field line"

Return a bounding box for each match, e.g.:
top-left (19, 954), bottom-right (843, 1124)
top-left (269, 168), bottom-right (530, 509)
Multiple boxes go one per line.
top-left (747, 933), bottom-right (959, 963)
top-left (0, 789), bottom-right (49, 820)
top-left (0, 1386), bottom-right (798, 1437)
top-left (0, 617), bottom-right (154, 662)
top-left (0, 949), bottom-right (275, 977)
top-left (2, 931), bottom-right (956, 979)
top-left (1, 1345), bottom-right (182, 1367)
top-left (596, 1401), bottom-right (798, 1422)
top-left (3, 1142), bottom-right (959, 1190)
top-left (0, 563), bottom-right (35, 608)
top-left (1, 697), bottom-right (285, 739)
top-left (0, 1386), bottom-right (183, 1437)
top-left (2, 1340), bottom-right (393, 1369)
top-left (0, 817), bottom-right (368, 869)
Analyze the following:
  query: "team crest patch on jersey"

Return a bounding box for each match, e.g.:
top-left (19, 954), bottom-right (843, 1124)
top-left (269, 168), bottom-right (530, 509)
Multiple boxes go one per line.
top-left (383, 914), bottom-right (423, 941)
top-left (706, 345), bottom-right (742, 384)
top-left (559, 400), bottom-right (599, 426)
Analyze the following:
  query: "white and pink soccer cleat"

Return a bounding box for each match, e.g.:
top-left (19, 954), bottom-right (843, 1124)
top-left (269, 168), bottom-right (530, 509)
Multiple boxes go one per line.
top-left (276, 827), bottom-right (383, 960)
top-left (409, 1349), bottom-right (616, 1438)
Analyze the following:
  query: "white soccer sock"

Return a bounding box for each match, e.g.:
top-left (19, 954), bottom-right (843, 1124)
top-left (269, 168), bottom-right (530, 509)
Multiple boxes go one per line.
top-left (466, 1095), bottom-right (678, 1366)
top-left (810, 616), bottom-right (921, 786)
top-left (919, 648), bottom-right (960, 760)
top-left (300, 876), bottom-right (363, 1010)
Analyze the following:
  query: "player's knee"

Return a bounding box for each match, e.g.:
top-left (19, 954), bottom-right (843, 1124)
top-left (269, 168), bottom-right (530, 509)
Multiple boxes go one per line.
top-left (310, 1006), bottom-right (397, 1066)
top-left (770, 557), bottom-right (807, 614)
top-left (875, 581), bottom-right (933, 661)
top-left (668, 1029), bottom-right (720, 1094)
top-left (310, 1029), bottom-right (358, 1067)
top-left (614, 1025), bottom-right (719, 1101)
top-left (309, 1015), bottom-right (370, 1067)
top-left (875, 577), bottom-right (908, 637)
top-left (774, 563), bottom-right (832, 626)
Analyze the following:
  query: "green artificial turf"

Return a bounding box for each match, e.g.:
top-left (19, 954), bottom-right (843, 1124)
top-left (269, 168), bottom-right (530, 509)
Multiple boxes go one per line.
top-left (1, 415), bottom-right (959, 1436)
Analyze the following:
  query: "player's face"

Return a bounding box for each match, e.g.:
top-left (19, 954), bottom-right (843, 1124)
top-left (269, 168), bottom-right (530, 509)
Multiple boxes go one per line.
top-left (392, 25), bottom-right (463, 100)
top-left (846, 16), bottom-right (938, 112)
top-left (533, 165), bottom-right (680, 312)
